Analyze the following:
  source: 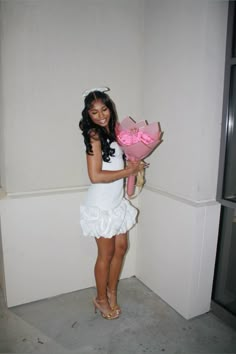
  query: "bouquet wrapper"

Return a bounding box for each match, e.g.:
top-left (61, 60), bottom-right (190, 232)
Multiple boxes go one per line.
top-left (127, 158), bottom-right (136, 197)
top-left (127, 176), bottom-right (136, 196)
top-left (116, 116), bottom-right (162, 197)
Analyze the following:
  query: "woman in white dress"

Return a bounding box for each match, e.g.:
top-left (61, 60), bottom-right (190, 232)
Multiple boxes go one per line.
top-left (79, 88), bottom-right (144, 320)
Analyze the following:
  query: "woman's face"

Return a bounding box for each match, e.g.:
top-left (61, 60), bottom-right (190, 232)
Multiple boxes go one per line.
top-left (88, 99), bottom-right (111, 131)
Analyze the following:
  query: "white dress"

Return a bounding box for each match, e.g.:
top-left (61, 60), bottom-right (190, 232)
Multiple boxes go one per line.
top-left (80, 142), bottom-right (138, 238)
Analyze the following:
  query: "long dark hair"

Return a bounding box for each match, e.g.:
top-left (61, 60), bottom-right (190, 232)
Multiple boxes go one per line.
top-left (79, 91), bottom-right (118, 162)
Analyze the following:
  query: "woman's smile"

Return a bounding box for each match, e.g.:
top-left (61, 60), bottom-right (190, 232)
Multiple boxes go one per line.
top-left (88, 99), bottom-right (111, 130)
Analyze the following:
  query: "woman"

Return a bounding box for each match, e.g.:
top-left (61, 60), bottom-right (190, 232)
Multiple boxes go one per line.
top-left (79, 88), bottom-right (144, 320)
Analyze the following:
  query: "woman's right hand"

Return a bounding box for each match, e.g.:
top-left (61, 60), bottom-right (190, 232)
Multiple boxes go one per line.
top-left (125, 160), bottom-right (145, 176)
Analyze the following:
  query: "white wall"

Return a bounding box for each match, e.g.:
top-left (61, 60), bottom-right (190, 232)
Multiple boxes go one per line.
top-left (142, 0), bottom-right (227, 201)
top-left (0, 0), bottom-right (229, 319)
top-left (136, 0), bottom-right (228, 318)
top-left (137, 189), bottom-right (221, 318)
top-left (0, 0), bottom-right (144, 193)
top-left (0, 192), bottom-right (137, 307)
top-left (0, 0), bottom-right (143, 306)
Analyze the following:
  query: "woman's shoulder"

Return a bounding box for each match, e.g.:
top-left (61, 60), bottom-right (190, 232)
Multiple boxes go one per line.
top-left (89, 129), bottom-right (100, 143)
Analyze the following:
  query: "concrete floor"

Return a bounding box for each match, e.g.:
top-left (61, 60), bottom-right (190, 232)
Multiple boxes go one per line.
top-left (1, 277), bottom-right (236, 354)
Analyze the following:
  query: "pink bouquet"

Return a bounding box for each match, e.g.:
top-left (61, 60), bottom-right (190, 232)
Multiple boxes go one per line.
top-left (116, 116), bottom-right (162, 197)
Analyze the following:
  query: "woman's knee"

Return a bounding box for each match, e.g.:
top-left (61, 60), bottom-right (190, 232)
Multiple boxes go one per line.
top-left (100, 249), bottom-right (115, 263)
top-left (115, 235), bottom-right (128, 256)
top-left (96, 238), bottom-right (115, 263)
top-left (117, 243), bottom-right (128, 257)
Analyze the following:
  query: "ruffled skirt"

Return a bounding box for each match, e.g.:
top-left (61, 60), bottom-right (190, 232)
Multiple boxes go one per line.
top-left (80, 198), bottom-right (138, 238)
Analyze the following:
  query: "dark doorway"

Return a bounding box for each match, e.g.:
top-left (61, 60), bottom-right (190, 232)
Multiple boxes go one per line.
top-left (212, 1), bottom-right (236, 330)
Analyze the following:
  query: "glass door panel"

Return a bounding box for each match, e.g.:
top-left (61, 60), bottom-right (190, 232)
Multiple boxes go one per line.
top-left (213, 207), bottom-right (236, 315)
top-left (232, 7), bottom-right (236, 57)
top-left (223, 66), bottom-right (236, 201)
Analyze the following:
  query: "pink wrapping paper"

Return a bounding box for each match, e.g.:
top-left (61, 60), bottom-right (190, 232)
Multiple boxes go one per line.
top-left (116, 116), bottom-right (162, 197)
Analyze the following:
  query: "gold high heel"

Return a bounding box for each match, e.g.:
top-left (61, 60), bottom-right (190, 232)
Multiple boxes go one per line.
top-left (107, 288), bottom-right (121, 315)
top-left (93, 298), bottom-right (119, 320)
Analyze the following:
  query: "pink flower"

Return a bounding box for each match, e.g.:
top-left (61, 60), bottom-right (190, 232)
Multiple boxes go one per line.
top-left (118, 130), bottom-right (155, 145)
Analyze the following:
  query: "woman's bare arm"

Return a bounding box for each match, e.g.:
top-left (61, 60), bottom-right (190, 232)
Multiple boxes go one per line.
top-left (86, 138), bottom-right (141, 184)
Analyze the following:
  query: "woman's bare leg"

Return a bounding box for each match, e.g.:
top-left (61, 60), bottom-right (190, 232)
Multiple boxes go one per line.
top-left (107, 233), bottom-right (128, 309)
top-left (94, 236), bottom-right (116, 315)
